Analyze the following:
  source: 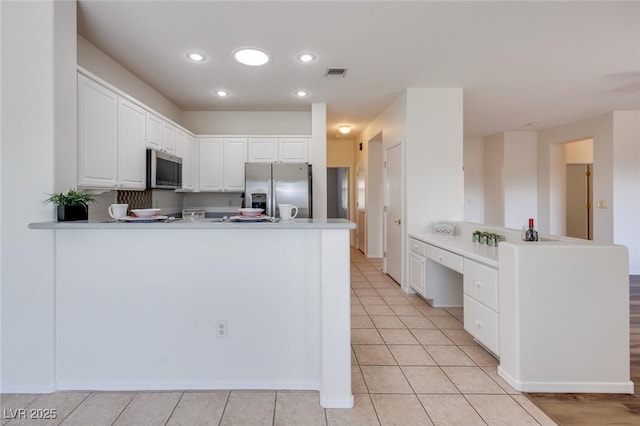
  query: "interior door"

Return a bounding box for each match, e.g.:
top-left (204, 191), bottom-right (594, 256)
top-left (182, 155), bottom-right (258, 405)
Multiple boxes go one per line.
top-left (356, 161), bottom-right (366, 253)
top-left (385, 144), bottom-right (403, 283)
top-left (566, 163), bottom-right (593, 239)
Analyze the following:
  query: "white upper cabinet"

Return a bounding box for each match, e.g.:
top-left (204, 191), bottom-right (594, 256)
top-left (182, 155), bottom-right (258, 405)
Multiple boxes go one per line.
top-left (162, 120), bottom-right (176, 154)
top-left (248, 138), bottom-right (278, 162)
top-left (199, 138), bottom-right (247, 192)
top-left (78, 74), bottom-right (147, 189)
top-left (224, 138), bottom-right (248, 191)
top-left (199, 138), bottom-right (224, 191)
top-left (175, 129), bottom-right (194, 191)
top-left (146, 113), bottom-right (162, 151)
top-left (117, 97), bottom-right (146, 189)
top-left (247, 137), bottom-right (309, 163)
top-left (77, 74), bottom-right (119, 188)
top-left (278, 138), bottom-right (309, 162)
top-left (147, 113), bottom-right (177, 154)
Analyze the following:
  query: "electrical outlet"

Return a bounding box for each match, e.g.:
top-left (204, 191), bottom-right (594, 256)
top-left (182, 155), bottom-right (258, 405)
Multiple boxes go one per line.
top-left (216, 320), bottom-right (227, 338)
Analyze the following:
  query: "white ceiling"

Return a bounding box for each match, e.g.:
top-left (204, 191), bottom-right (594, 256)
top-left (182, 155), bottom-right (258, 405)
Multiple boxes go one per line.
top-left (77, 0), bottom-right (640, 139)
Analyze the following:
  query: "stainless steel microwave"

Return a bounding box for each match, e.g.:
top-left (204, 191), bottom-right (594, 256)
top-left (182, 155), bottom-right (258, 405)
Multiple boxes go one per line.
top-left (146, 149), bottom-right (182, 189)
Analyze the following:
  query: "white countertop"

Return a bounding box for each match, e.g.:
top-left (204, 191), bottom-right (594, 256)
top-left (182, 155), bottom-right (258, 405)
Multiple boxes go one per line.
top-left (409, 231), bottom-right (500, 267)
top-left (410, 225), bottom-right (602, 269)
top-left (29, 218), bottom-right (356, 230)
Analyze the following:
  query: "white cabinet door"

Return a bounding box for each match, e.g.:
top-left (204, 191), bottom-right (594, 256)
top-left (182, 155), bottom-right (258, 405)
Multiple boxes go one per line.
top-left (408, 252), bottom-right (426, 295)
top-left (162, 121), bottom-right (176, 154)
top-left (199, 138), bottom-right (224, 191)
top-left (223, 138), bottom-right (248, 191)
top-left (279, 138), bottom-right (308, 162)
top-left (77, 74), bottom-right (118, 188)
top-left (248, 138), bottom-right (278, 162)
top-left (146, 113), bottom-right (162, 150)
top-left (176, 130), bottom-right (194, 190)
top-left (117, 97), bottom-right (146, 189)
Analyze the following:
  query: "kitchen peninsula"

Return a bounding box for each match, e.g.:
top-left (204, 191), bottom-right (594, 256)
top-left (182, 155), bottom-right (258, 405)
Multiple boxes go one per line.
top-left (29, 219), bottom-right (356, 409)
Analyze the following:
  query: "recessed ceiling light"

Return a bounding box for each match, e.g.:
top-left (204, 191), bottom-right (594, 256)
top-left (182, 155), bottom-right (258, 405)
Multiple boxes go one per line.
top-left (338, 125), bottom-right (352, 134)
top-left (295, 90), bottom-right (308, 97)
top-left (234, 48), bottom-right (270, 66)
top-left (186, 52), bottom-right (206, 62)
top-left (297, 53), bottom-right (315, 63)
top-left (214, 90), bottom-right (229, 97)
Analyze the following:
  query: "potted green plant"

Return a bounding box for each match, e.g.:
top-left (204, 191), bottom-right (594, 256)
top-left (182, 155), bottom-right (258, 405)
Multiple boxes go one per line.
top-left (44, 188), bottom-right (95, 221)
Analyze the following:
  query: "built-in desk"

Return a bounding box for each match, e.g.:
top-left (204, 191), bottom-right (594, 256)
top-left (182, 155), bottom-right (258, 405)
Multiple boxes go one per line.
top-left (409, 222), bottom-right (633, 394)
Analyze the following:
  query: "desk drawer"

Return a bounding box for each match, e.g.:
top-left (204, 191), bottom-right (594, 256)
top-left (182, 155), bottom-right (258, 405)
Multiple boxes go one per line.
top-left (409, 238), bottom-right (426, 256)
top-left (464, 295), bottom-right (499, 355)
top-left (426, 245), bottom-right (463, 273)
top-left (463, 259), bottom-right (499, 311)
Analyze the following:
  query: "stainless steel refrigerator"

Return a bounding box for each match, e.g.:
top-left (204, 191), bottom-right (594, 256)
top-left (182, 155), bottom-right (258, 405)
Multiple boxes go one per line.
top-left (244, 163), bottom-right (312, 218)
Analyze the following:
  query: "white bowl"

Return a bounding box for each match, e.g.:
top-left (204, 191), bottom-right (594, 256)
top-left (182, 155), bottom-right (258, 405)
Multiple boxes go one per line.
top-left (131, 208), bottom-right (161, 218)
top-left (238, 208), bottom-right (264, 217)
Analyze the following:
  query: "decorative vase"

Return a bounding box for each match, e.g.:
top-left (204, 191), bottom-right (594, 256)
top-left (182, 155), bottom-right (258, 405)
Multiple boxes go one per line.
top-left (57, 205), bottom-right (88, 221)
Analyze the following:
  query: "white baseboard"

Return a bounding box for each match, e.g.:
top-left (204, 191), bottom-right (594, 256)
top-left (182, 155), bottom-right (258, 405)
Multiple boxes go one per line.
top-left (54, 380), bottom-right (320, 392)
top-left (0, 383), bottom-right (56, 394)
top-left (320, 394), bottom-right (354, 409)
top-left (497, 366), bottom-right (634, 394)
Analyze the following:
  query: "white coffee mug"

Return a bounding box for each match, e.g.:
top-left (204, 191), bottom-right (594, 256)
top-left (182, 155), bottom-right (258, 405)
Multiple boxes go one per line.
top-left (278, 204), bottom-right (298, 220)
top-left (108, 204), bottom-right (128, 220)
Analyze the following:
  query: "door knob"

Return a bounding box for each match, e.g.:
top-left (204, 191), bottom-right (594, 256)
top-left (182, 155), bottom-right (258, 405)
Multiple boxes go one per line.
top-left (394, 219), bottom-right (401, 225)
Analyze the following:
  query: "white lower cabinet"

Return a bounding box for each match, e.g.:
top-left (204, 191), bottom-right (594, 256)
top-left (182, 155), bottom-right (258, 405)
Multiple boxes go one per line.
top-left (463, 295), bottom-right (499, 355)
top-left (463, 258), bottom-right (499, 355)
top-left (408, 238), bottom-right (427, 295)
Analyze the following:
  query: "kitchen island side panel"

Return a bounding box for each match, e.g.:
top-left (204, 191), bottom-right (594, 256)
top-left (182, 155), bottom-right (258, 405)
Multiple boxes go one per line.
top-left (54, 227), bottom-right (350, 402)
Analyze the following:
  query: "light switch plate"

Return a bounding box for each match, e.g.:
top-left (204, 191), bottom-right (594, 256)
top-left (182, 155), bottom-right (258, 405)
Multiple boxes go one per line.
top-left (596, 201), bottom-right (607, 209)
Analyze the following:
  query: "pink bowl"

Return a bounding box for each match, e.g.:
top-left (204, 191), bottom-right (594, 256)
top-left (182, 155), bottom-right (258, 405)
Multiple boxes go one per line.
top-left (238, 208), bottom-right (264, 217)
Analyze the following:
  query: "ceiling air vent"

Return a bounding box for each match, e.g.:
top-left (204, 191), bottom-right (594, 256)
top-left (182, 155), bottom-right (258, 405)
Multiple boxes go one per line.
top-left (325, 68), bottom-right (348, 78)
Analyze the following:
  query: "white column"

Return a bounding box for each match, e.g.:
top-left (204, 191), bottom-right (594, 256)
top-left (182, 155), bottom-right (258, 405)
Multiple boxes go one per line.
top-left (319, 230), bottom-right (353, 408)
top-left (311, 103), bottom-right (327, 219)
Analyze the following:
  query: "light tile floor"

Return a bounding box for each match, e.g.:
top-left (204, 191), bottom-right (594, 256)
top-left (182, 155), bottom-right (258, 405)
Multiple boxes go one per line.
top-left (0, 248), bottom-right (556, 425)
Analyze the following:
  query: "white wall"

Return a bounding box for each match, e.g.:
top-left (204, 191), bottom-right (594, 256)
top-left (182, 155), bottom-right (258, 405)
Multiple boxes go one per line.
top-left (612, 111), bottom-right (640, 274)
top-left (55, 1), bottom-right (78, 192)
top-left (537, 113), bottom-right (614, 242)
top-left (566, 139), bottom-right (593, 164)
top-left (356, 93), bottom-right (406, 259)
top-left (77, 35), bottom-right (184, 125)
top-left (182, 111), bottom-right (311, 135)
top-left (463, 137), bottom-right (484, 223)
top-left (484, 133), bottom-right (504, 226)
top-left (356, 89), bottom-right (464, 287)
top-left (1, 0), bottom-right (73, 392)
top-left (405, 89), bottom-right (464, 234)
top-left (503, 131), bottom-right (538, 229)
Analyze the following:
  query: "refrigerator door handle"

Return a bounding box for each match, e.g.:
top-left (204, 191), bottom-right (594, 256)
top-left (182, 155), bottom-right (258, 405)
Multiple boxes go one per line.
top-left (268, 178), bottom-right (274, 217)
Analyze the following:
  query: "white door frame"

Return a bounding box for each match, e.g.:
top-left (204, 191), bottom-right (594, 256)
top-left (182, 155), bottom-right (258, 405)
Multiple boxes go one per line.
top-left (355, 160), bottom-right (366, 254)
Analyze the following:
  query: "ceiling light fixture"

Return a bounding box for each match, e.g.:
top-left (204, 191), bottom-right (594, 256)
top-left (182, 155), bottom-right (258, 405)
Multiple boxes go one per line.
top-left (186, 52), bottom-right (207, 62)
top-left (338, 125), bottom-right (352, 134)
top-left (297, 53), bottom-right (316, 63)
top-left (295, 90), bottom-right (308, 97)
top-left (214, 90), bottom-right (229, 97)
top-left (234, 48), bottom-right (270, 66)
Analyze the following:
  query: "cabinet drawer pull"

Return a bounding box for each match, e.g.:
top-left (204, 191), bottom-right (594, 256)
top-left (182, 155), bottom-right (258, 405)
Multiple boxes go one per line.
top-left (475, 281), bottom-right (482, 288)
top-left (474, 320), bottom-right (481, 327)
top-left (438, 255), bottom-right (443, 261)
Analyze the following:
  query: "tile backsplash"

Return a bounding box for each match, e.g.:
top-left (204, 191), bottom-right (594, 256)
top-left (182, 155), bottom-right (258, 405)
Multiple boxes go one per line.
top-left (117, 189), bottom-right (152, 210)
